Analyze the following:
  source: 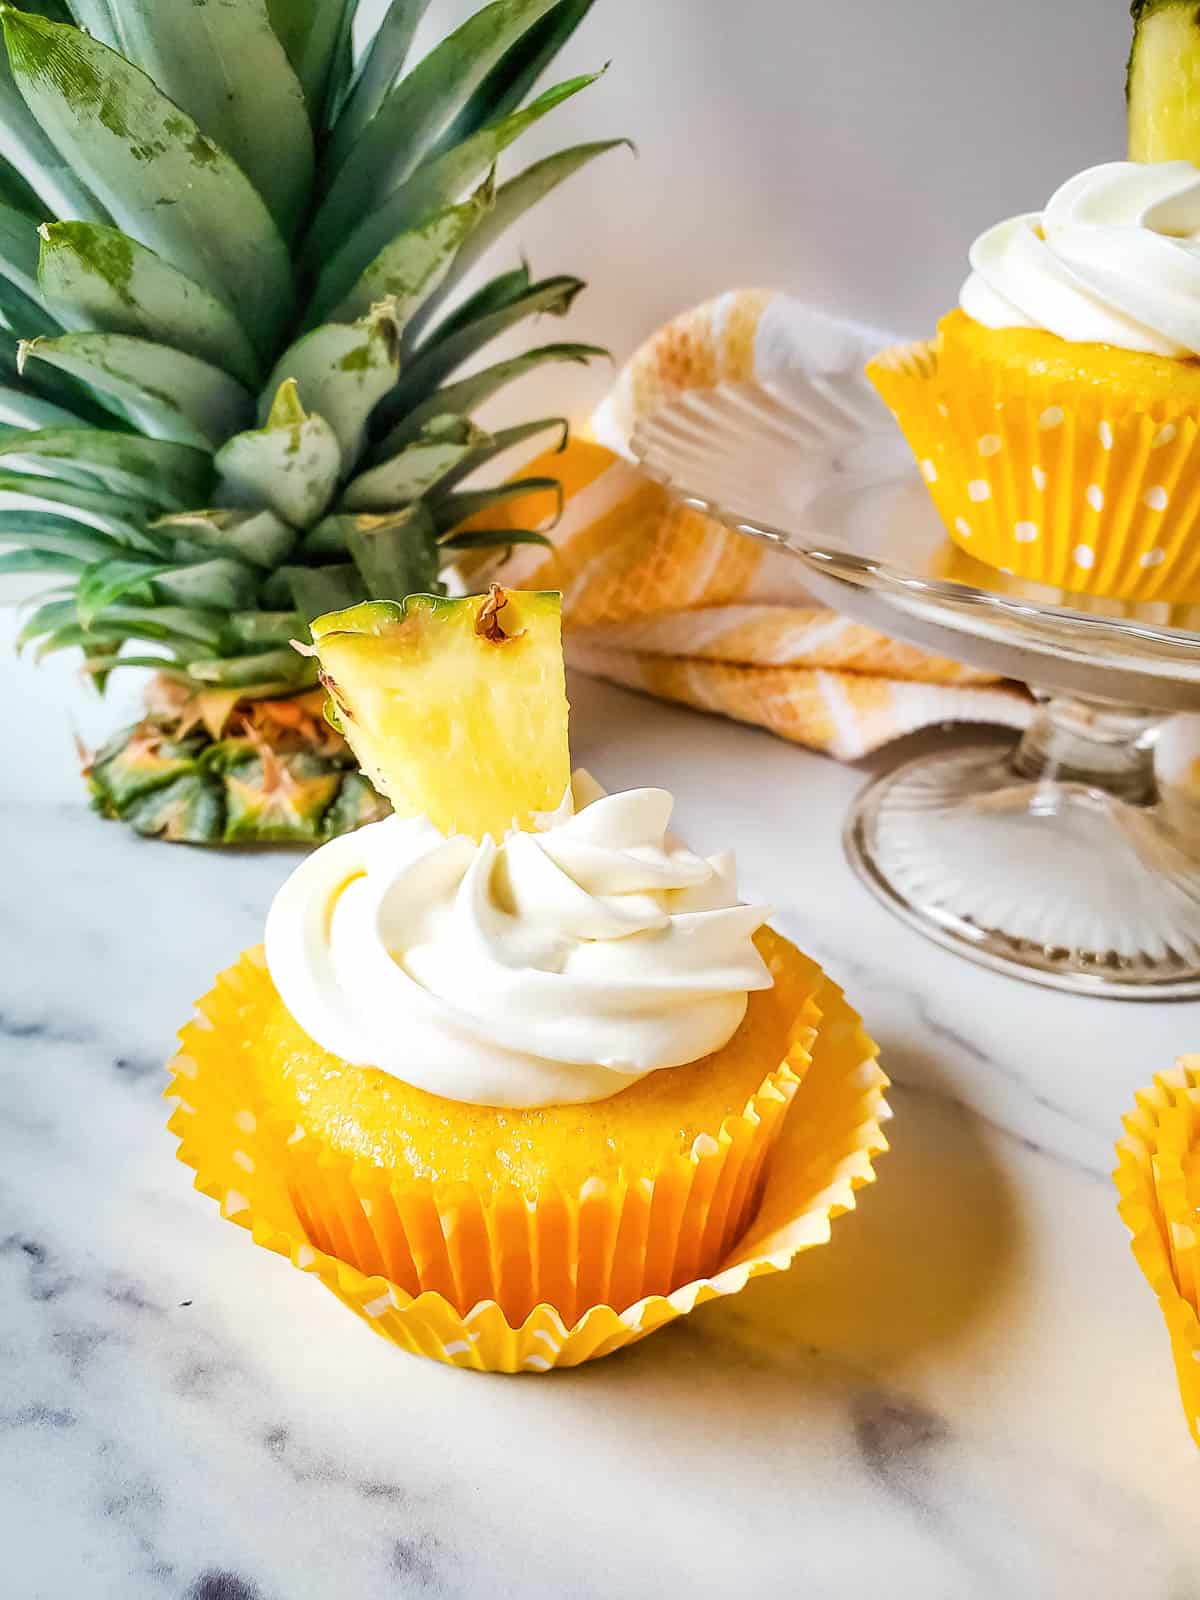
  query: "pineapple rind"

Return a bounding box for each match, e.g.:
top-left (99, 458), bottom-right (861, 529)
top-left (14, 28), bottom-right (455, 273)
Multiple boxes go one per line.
top-left (86, 710), bottom-right (390, 845)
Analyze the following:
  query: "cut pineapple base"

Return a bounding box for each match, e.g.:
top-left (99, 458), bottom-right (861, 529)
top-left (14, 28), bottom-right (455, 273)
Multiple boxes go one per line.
top-left (309, 587), bottom-right (570, 841)
top-left (1127, 1), bottom-right (1200, 161)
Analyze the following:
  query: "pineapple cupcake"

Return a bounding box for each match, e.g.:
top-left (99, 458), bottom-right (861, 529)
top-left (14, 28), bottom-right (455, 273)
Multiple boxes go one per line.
top-left (868, 4), bottom-right (1200, 602)
top-left (169, 587), bottom-right (886, 1367)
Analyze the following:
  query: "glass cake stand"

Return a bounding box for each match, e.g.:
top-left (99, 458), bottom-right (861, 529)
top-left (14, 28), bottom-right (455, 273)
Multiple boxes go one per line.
top-left (632, 380), bottom-right (1200, 999)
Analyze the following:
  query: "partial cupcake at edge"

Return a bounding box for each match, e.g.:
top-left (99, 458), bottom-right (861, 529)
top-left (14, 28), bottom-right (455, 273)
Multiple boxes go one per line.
top-left (868, 1), bottom-right (1200, 605)
top-left (168, 586), bottom-right (886, 1368)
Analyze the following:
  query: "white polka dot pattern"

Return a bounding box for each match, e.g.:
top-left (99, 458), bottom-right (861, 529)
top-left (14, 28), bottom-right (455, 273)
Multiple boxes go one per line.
top-left (977, 434), bottom-right (1002, 456)
top-left (1144, 486), bottom-right (1169, 511)
top-left (1014, 522), bottom-right (1038, 543)
top-left (1086, 485), bottom-right (1104, 512)
top-left (967, 479), bottom-right (991, 502)
top-left (1073, 546), bottom-right (1095, 569)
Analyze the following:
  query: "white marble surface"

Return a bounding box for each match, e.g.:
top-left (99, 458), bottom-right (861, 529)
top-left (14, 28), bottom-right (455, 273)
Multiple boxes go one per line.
top-left (4, 609), bottom-right (1200, 1600)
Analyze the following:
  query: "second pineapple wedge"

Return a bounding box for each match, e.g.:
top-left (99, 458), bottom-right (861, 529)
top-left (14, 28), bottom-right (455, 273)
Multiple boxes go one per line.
top-left (308, 587), bottom-right (570, 841)
top-left (1128, 1), bottom-right (1200, 161)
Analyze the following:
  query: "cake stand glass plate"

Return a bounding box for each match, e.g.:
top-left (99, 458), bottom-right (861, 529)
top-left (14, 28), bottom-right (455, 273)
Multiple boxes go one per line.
top-left (632, 378), bottom-right (1200, 998)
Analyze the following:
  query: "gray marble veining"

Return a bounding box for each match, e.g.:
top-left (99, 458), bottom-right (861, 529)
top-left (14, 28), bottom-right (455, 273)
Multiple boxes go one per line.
top-left (3, 612), bottom-right (1200, 1599)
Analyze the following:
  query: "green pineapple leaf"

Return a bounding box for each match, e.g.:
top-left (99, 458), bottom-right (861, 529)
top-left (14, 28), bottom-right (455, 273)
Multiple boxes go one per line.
top-left (0, 471), bottom-right (162, 543)
top-left (0, 195), bottom-right (46, 302)
top-left (187, 644), bottom-right (316, 687)
top-left (342, 415), bottom-right (488, 513)
top-left (0, 512), bottom-right (129, 560)
top-left (439, 526), bottom-right (552, 552)
top-left (75, 554), bottom-right (166, 624)
top-left (39, 223), bottom-right (262, 389)
top-left (417, 262), bottom-right (532, 348)
top-left (430, 0), bottom-right (596, 154)
top-left (225, 611), bottom-right (306, 648)
top-left (318, 0), bottom-right (560, 223)
top-left (60, 0), bottom-right (313, 238)
top-left (0, 382), bottom-right (88, 431)
top-left (19, 332), bottom-right (253, 450)
top-left (21, 592), bottom-right (224, 652)
top-left (0, 148), bottom-right (48, 219)
top-left (429, 416), bottom-right (568, 496)
top-left (2, 10), bottom-right (294, 351)
top-left (284, 560), bottom-right (367, 620)
top-left (0, 428), bottom-right (212, 509)
top-left (0, 544), bottom-right (83, 575)
top-left (61, 3), bottom-right (119, 48)
top-left (378, 275), bottom-right (584, 430)
top-left (324, 175), bottom-right (494, 329)
top-left (330, 0), bottom-right (432, 154)
top-left (0, 325), bottom-right (130, 429)
top-left (215, 379), bottom-right (342, 530)
top-left (264, 0), bottom-right (356, 122)
top-left (374, 341), bottom-right (605, 454)
top-left (0, 27), bottom-right (108, 221)
top-left (431, 475), bottom-right (562, 534)
top-left (307, 68), bottom-right (603, 313)
top-left (153, 509), bottom-right (298, 571)
top-left (264, 308), bottom-right (400, 465)
top-left (149, 556), bottom-right (262, 614)
top-left (20, 3), bottom-right (73, 22)
top-left (0, 254), bottom-right (59, 337)
top-left (347, 139), bottom-right (632, 347)
top-left (342, 502), bottom-right (442, 601)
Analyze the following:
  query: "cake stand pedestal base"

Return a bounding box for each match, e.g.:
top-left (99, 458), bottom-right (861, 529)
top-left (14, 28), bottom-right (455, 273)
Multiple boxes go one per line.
top-left (844, 695), bottom-right (1200, 999)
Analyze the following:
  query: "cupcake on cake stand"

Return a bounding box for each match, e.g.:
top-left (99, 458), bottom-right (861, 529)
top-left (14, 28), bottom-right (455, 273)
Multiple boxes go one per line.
top-left (642, 395), bottom-right (1200, 996)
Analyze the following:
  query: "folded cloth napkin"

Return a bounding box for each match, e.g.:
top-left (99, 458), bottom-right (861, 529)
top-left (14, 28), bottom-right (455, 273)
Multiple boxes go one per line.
top-left (470, 290), bottom-right (1031, 760)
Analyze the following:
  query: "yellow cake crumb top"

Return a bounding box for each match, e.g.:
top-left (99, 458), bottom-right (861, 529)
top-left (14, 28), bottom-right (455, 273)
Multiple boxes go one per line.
top-left (250, 926), bottom-right (821, 1195)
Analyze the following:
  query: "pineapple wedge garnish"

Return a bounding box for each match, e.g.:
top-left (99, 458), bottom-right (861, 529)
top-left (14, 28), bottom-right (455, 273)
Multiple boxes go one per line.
top-left (1128, 1), bottom-right (1200, 160)
top-left (308, 586), bottom-right (570, 841)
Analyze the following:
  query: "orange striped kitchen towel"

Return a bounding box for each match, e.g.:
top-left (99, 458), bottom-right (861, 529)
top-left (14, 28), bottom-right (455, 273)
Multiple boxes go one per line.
top-left (469, 290), bottom-right (1030, 760)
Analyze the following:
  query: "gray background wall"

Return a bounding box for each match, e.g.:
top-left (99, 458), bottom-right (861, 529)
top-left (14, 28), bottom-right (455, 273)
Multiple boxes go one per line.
top-left (361, 0), bottom-right (1129, 421)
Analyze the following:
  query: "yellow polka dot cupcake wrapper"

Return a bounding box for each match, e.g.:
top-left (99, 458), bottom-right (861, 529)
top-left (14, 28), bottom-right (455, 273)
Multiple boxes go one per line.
top-left (869, 340), bottom-right (1200, 603)
top-left (1116, 1060), bottom-right (1200, 1446)
top-left (165, 950), bottom-right (888, 1373)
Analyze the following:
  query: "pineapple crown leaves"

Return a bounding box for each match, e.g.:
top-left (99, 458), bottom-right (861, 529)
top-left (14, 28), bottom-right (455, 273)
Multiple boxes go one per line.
top-left (0, 0), bottom-right (626, 697)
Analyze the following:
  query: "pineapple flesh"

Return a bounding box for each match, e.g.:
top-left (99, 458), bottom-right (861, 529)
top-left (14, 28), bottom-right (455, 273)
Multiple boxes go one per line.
top-left (310, 585), bottom-right (569, 839)
top-left (1, 2), bottom-right (621, 845)
top-left (1128, 1), bottom-right (1200, 161)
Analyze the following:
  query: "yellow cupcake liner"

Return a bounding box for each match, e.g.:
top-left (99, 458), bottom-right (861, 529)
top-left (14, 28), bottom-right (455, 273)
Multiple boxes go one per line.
top-left (1115, 1059), bottom-right (1200, 1446)
top-left (869, 340), bottom-right (1200, 603)
top-left (166, 949), bottom-right (887, 1373)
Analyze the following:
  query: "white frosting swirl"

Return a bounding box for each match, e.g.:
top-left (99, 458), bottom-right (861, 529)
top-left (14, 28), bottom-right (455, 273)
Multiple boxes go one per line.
top-left (264, 772), bottom-right (772, 1108)
top-left (960, 161), bottom-right (1200, 356)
